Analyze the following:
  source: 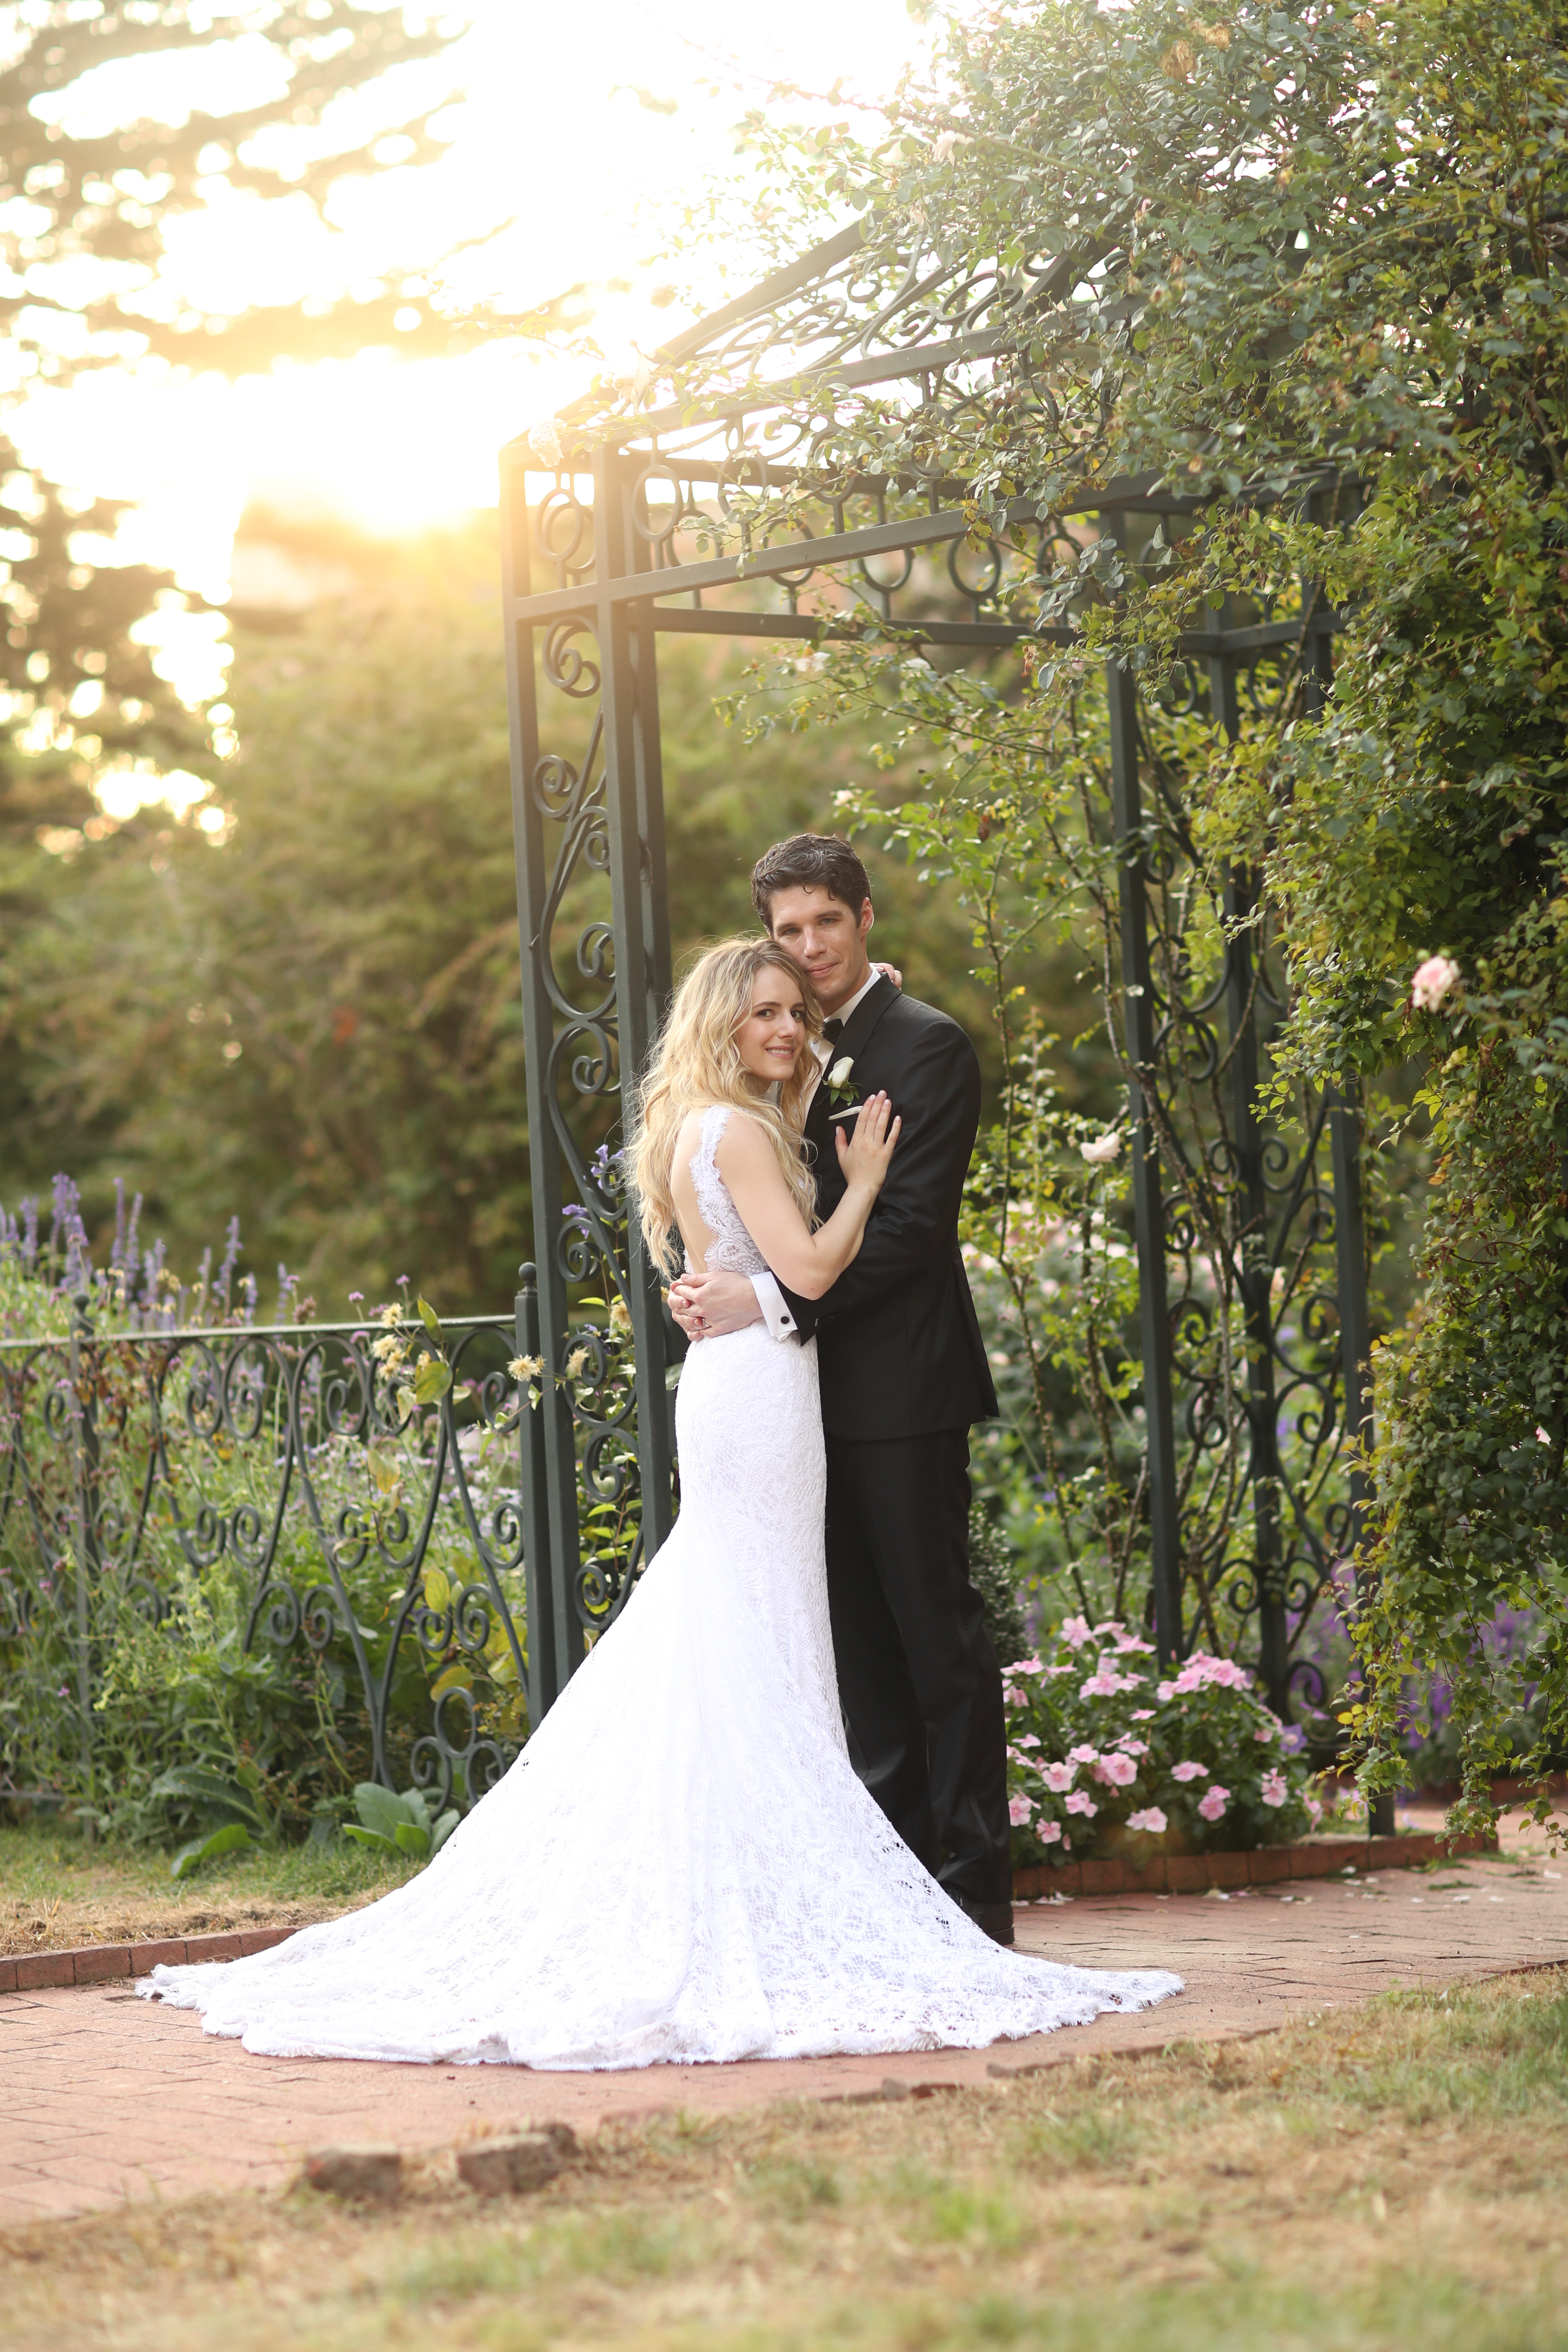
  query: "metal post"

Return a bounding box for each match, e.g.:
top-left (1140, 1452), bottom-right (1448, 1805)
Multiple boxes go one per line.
top-left (67, 1291), bottom-right (97, 1830)
top-left (1102, 535), bottom-right (1182, 1661)
top-left (500, 448), bottom-right (582, 1706)
top-left (1207, 645), bottom-right (1287, 1711)
top-left (514, 1264), bottom-right (558, 1728)
top-left (1328, 1081), bottom-right (1392, 1831)
top-left (594, 446), bottom-right (676, 1561)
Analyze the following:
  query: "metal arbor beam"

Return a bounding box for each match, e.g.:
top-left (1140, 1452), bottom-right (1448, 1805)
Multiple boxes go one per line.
top-left (500, 450), bottom-right (579, 1718)
top-left (592, 447), bottom-right (676, 1566)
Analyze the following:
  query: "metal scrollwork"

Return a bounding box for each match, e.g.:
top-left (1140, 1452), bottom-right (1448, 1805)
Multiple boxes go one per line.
top-left (0, 1309), bottom-right (531, 1813)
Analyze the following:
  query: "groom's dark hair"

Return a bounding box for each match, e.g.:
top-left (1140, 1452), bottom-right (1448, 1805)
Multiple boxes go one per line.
top-left (751, 833), bottom-right (872, 928)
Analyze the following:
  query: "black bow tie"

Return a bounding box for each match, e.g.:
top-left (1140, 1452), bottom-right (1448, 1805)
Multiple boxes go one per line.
top-left (822, 1018), bottom-right (844, 1042)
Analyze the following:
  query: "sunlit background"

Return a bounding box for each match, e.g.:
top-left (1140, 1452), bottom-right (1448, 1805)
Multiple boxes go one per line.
top-left (12, 0), bottom-right (924, 712)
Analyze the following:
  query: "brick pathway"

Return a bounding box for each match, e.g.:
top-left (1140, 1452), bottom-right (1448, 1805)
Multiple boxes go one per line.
top-left (2, 1845), bottom-right (1564, 2225)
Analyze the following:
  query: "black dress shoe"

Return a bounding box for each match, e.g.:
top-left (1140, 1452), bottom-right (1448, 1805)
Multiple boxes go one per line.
top-left (954, 1897), bottom-right (1015, 1947)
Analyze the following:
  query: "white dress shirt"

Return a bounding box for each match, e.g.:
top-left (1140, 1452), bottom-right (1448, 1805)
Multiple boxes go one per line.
top-left (750, 965), bottom-right (885, 1341)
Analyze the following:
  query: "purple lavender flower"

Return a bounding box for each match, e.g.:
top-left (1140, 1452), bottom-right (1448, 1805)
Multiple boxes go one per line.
top-left (217, 1215), bottom-right (241, 1313)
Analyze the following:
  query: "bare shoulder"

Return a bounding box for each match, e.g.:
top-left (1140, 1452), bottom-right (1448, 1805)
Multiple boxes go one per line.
top-left (713, 1106), bottom-right (779, 1173)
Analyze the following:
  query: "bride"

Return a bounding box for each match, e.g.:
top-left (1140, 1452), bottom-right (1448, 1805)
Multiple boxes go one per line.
top-left (140, 937), bottom-right (1180, 2068)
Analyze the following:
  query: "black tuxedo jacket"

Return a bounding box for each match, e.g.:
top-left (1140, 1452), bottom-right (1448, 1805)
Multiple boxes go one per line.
top-left (777, 978), bottom-right (999, 1442)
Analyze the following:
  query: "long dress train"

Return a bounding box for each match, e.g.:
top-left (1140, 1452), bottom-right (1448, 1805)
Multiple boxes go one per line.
top-left (139, 1106), bottom-right (1180, 2066)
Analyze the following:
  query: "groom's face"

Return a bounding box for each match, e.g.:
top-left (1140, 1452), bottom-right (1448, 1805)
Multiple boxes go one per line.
top-left (766, 885), bottom-right (874, 1017)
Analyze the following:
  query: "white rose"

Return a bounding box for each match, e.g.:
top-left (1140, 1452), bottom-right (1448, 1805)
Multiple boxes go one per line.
top-left (1079, 1131), bottom-right (1122, 1165)
top-left (527, 416), bottom-right (564, 468)
top-left (827, 1056), bottom-right (854, 1088)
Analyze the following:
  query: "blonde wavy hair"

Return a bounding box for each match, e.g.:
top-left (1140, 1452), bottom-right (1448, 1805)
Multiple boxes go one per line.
top-left (631, 937), bottom-right (822, 1274)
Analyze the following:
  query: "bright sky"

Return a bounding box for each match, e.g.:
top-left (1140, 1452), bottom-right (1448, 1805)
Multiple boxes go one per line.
top-left (14, 0), bottom-right (923, 707)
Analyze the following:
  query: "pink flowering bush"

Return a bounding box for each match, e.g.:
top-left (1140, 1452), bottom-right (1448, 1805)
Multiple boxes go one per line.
top-left (1004, 1616), bottom-right (1320, 1863)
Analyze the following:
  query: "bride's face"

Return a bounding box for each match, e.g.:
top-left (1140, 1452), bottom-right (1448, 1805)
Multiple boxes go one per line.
top-left (735, 968), bottom-right (810, 1087)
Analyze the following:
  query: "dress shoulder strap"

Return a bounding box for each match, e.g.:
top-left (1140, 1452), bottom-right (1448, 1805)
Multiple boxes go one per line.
top-left (688, 1103), bottom-right (733, 1237)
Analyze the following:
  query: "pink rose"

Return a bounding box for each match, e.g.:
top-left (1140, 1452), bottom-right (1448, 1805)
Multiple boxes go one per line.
top-left (1038, 1820), bottom-right (1063, 1845)
top-left (1410, 953), bottom-right (1460, 1013)
top-left (1042, 1761), bottom-right (1078, 1793)
top-left (1093, 1753), bottom-right (1138, 1788)
top-left (1197, 1784), bottom-right (1230, 1822)
top-left (1008, 1793), bottom-right (1034, 1827)
top-left (1170, 1760), bottom-right (1209, 1782)
top-left (1065, 1790), bottom-right (1098, 1817)
top-left (1126, 1807), bottom-right (1167, 1835)
top-left (1259, 1770), bottom-right (1288, 1808)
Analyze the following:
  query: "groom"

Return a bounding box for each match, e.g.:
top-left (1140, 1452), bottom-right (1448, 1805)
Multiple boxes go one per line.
top-left (668, 833), bottom-right (1014, 1944)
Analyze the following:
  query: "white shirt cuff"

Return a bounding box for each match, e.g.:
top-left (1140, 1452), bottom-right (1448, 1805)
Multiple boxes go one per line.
top-left (750, 1271), bottom-right (796, 1340)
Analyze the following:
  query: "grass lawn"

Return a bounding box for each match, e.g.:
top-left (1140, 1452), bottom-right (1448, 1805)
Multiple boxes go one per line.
top-left (2, 1969), bottom-right (1565, 2350)
top-left (0, 1816), bottom-right (415, 1956)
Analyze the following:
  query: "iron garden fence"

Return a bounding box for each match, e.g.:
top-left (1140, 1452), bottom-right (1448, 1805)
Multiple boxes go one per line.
top-left (0, 1292), bottom-right (549, 1814)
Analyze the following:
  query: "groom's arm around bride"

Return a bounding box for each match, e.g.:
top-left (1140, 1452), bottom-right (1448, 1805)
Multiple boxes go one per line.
top-left (669, 833), bottom-right (1015, 1944)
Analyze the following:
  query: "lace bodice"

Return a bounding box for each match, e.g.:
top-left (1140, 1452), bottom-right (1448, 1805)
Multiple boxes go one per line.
top-left (686, 1103), bottom-right (767, 1277)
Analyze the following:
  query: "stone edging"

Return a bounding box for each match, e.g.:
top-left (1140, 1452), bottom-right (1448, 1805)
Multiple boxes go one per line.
top-left (1013, 1827), bottom-right (1495, 1901)
top-left (0, 1831), bottom-right (1495, 1993)
top-left (0, 1924), bottom-right (297, 1994)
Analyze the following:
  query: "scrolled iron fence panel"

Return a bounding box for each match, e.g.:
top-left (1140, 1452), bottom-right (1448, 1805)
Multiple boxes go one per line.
top-left (0, 1303), bottom-right (538, 1813)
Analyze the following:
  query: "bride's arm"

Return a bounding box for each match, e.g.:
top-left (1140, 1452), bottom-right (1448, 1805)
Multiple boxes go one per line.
top-left (716, 1099), bottom-right (900, 1300)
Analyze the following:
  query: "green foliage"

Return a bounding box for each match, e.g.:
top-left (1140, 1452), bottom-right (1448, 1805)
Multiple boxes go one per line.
top-left (170, 1819), bottom-right (257, 1883)
top-left (343, 1779), bottom-right (459, 1860)
top-left (0, 7), bottom-right (468, 1100)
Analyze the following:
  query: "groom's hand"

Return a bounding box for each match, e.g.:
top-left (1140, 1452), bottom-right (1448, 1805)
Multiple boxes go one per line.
top-left (667, 1270), bottom-right (764, 1340)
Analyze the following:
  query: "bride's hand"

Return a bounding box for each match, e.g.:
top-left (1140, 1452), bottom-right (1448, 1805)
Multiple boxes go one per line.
top-left (835, 1091), bottom-right (900, 1191)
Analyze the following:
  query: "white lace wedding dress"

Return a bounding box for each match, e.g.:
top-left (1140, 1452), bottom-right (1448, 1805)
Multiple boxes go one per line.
top-left (140, 1107), bottom-right (1180, 2067)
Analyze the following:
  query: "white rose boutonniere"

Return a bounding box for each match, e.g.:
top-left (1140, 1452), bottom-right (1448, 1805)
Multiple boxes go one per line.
top-left (825, 1054), bottom-right (863, 1122)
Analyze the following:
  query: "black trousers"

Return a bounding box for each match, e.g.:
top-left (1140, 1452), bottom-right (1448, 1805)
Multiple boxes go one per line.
top-left (824, 1426), bottom-right (1011, 1908)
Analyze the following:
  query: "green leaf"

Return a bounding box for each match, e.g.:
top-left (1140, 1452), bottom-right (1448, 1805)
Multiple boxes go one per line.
top-left (431, 1659), bottom-right (472, 1698)
top-left (423, 1567), bottom-right (452, 1614)
top-left (413, 1355), bottom-right (452, 1407)
top-left (416, 1295), bottom-right (443, 1340)
top-left (392, 1819), bottom-right (432, 1856)
top-left (431, 1809), bottom-right (461, 1856)
top-left (342, 1823), bottom-right (398, 1853)
top-left (171, 1822), bottom-right (255, 1881)
top-left (352, 1781), bottom-right (409, 1842)
top-left (149, 1766), bottom-right (268, 1837)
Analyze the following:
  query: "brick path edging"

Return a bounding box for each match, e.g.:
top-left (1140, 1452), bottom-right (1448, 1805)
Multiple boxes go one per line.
top-left (0, 1830), bottom-right (1494, 1994)
top-left (0, 1924), bottom-right (297, 1994)
top-left (1014, 1826), bottom-right (1495, 1901)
